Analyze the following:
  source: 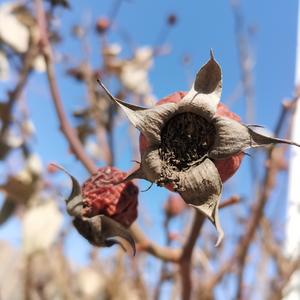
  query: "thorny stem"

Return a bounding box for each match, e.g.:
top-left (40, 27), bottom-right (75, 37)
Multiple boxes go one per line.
top-left (34, 0), bottom-right (97, 175)
top-left (179, 211), bottom-right (206, 300)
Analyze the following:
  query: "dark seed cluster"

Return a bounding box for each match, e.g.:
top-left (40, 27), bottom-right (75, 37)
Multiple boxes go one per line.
top-left (159, 112), bottom-right (215, 171)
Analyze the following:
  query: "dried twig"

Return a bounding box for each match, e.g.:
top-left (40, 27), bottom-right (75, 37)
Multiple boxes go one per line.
top-left (34, 0), bottom-right (97, 174)
top-left (179, 211), bottom-right (205, 300)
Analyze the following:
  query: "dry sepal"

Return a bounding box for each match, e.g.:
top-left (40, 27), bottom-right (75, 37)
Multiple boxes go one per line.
top-left (98, 51), bottom-right (300, 246)
top-left (54, 164), bottom-right (138, 255)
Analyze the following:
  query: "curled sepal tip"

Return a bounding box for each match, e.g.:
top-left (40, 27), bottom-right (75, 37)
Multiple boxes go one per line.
top-left (190, 195), bottom-right (224, 247)
top-left (124, 166), bottom-right (147, 182)
top-left (97, 79), bottom-right (178, 144)
top-left (73, 215), bottom-right (136, 256)
top-left (51, 163), bottom-right (82, 218)
top-left (97, 79), bottom-right (147, 135)
top-left (248, 127), bottom-right (300, 148)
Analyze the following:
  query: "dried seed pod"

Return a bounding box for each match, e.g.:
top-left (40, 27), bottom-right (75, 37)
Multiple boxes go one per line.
top-left (53, 164), bottom-right (137, 255)
top-left (98, 52), bottom-right (300, 246)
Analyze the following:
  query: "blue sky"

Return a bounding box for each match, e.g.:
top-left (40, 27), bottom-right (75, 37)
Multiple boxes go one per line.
top-left (0, 0), bottom-right (298, 297)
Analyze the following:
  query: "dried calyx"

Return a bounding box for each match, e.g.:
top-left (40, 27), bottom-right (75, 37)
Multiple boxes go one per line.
top-left (98, 51), bottom-right (300, 246)
top-left (54, 164), bottom-right (136, 256)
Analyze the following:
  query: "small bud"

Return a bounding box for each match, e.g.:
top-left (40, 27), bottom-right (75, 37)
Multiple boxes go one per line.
top-left (96, 17), bottom-right (110, 34)
top-left (67, 67), bottom-right (84, 81)
top-left (47, 163), bottom-right (58, 174)
top-left (167, 14), bottom-right (177, 26)
top-left (164, 194), bottom-right (186, 217)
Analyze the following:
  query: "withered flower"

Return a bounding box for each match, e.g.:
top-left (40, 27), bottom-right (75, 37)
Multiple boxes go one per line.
top-left (98, 51), bottom-right (300, 246)
top-left (54, 165), bottom-right (137, 255)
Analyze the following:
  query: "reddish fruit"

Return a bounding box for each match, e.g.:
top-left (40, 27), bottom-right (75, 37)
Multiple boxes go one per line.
top-left (96, 17), bottom-right (110, 34)
top-left (47, 163), bottom-right (58, 174)
top-left (81, 167), bottom-right (138, 227)
top-left (139, 91), bottom-right (244, 183)
top-left (168, 232), bottom-right (180, 241)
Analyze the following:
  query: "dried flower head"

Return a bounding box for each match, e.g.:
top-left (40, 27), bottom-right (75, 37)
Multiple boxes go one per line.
top-left (53, 164), bottom-right (137, 255)
top-left (95, 17), bottom-right (110, 34)
top-left (139, 92), bottom-right (244, 183)
top-left (98, 51), bottom-right (300, 246)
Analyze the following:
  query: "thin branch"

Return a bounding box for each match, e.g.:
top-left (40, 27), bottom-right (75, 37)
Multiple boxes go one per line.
top-left (130, 223), bottom-right (181, 263)
top-left (260, 218), bottom-right (287, 276)
top-left (179, 211), bottom-right (205, 300)
top-left (153, 215), bottom-right (172, 300)
top-left (219, 195), bottom-right (241, 209)
top-left (34, 0), bottom-right (97, 175)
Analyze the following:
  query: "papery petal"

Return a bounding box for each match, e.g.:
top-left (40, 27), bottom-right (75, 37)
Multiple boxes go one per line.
top-left (179, 158), bottom-right (224, 246)
top-left (142, 147), bottom-right (163, 181)
top-left (132, 104), bottom-right (178, 145)
top-left (73, 215), bottom-right (136, 256)
top-left (123, 147), bottom-right (162, 183)
top-left (209, 117), bottom-right (300, 159)
top-left (98, 80), bottom-right (177, 145)
top-left (179, 51), bottom-right (222, 118)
